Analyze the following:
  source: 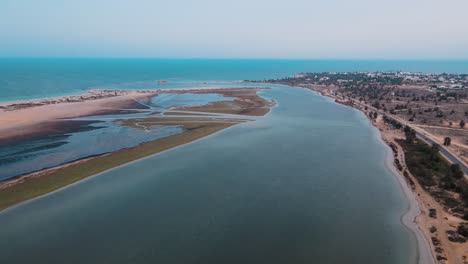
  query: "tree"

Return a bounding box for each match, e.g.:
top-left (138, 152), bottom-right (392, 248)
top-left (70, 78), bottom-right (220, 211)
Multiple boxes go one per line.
top-left (404, 126), bottom-right (416, 143)
top-left (450, 164), bottom-right (464, 180)
top-left (443, 137), bottom-right (451, 146)
top-left (373, 112), bottom-right (378, 119)
top-left (461, 120), bottom-right (466, 128)
top-left (373, 101), bottom-right (381, 109)
top-left (430, 143), bottom-right (440, 160)
top-left (458, 223), bottom-right (468, 238)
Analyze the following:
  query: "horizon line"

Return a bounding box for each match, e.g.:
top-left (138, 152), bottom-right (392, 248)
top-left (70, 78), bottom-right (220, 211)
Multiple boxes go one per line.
top-left (1, 56), bottom-right (468, 61)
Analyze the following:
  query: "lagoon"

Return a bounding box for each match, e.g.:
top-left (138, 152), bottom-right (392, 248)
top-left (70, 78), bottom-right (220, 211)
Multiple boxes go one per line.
top-left (0, 85), bottom-right (417, 264)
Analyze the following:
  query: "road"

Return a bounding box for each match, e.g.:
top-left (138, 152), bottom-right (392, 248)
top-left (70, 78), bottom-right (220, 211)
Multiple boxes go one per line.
top-left (415, 130), bottom-right (468, 175)
top-left (344, 97), bottom-right (468, 176)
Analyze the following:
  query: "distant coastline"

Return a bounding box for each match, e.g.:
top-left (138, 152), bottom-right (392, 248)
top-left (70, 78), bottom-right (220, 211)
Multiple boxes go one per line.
top-left (2, 58), bottom-right (468, 103)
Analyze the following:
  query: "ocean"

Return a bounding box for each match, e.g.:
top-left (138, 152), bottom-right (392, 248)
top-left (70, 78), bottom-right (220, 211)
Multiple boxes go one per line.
top-left (1, 58), bottom-right (468, 102)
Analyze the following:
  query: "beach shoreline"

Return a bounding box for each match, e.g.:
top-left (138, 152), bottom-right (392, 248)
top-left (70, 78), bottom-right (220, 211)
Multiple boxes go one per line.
top-left (376, 117), bottom-right (436, 264)
top-left (0, 89), bottom-right (155, 143)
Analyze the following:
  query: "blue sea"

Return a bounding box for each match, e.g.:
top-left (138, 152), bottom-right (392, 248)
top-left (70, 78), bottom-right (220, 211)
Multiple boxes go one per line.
top-left (1, 58), bottom-right (468, 102)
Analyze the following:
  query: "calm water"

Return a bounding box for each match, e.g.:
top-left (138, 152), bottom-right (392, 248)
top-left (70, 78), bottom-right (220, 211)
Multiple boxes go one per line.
top-left (0, 85), bottom-right (416, 264)
top-left (1, 58), bottom-right (468, 101)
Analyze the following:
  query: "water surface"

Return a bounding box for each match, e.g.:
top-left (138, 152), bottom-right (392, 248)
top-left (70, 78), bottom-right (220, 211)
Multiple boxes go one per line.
top-left (1, 58), bottom-right (467, 101)
top-left (0, 85), bottom-right (416, 264)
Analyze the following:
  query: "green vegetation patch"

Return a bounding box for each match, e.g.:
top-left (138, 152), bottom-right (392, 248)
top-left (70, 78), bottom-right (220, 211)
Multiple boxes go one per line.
top-left (397, 138), bottom-right (468, 216)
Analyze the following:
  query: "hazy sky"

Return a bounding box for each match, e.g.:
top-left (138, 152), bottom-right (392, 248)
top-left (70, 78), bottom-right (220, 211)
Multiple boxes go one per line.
top-left (1, 0), bottom-right (468, 59)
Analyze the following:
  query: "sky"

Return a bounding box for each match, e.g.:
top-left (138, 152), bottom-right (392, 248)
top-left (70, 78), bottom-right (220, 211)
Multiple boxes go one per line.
top-left (1, 0), bottom-right (468, 59)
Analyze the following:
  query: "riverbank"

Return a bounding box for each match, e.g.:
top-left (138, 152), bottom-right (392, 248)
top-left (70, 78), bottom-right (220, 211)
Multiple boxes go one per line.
top-left (300, 86), bottom-right (435, 263)
top-left (0, 87), bottom-right (274, 211)
top-left (304, 85), bottom-right (468, 264)
top-left (373, 115), bottom-right (437, 264)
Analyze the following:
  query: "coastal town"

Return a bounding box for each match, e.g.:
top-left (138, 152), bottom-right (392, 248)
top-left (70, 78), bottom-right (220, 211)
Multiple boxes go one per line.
top-left (257, 72), bottom-right (468, 263)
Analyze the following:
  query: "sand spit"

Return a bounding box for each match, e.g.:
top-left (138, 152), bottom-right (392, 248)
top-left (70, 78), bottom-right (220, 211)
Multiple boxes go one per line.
top-left (0, 87), bottom-right (273, 211)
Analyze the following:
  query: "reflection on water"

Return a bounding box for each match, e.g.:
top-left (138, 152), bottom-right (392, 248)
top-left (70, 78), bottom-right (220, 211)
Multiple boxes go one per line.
top-left (0, 119), bottom-right (182, 180)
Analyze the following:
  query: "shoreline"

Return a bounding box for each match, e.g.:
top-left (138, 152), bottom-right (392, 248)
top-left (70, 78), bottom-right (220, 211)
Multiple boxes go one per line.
top-left (305, 86), bottom-right (437, 264)
top-left (0, 86), bottom-right (267, 110)
top-left (0, 89), bottom-right (155, 143)
top-left (377, 119), bottom-right (436, 264)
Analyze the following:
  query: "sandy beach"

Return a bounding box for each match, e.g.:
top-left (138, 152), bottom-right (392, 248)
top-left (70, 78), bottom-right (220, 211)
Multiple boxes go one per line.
top-left (376, 116), bottom-right (437, 264)
top-left (0, 87), bottom-right (268, 144)
top-left (0, 90), bottom-right (156, 143)
top-left (376, 114), bottom-right (468, 264)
